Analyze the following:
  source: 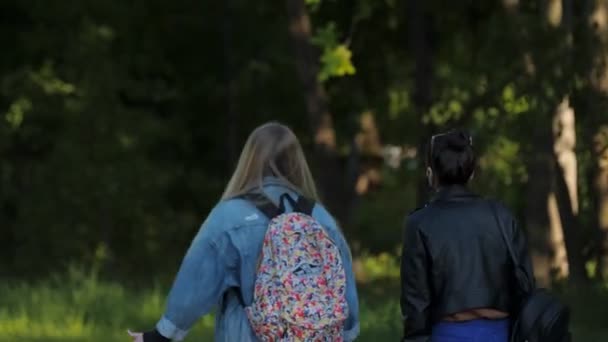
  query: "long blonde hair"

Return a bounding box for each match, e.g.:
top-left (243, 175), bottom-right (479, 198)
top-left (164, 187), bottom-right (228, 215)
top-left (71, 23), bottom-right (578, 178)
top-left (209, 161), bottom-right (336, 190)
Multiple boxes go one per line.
top-left (221, 122), bottom-right (320, 201)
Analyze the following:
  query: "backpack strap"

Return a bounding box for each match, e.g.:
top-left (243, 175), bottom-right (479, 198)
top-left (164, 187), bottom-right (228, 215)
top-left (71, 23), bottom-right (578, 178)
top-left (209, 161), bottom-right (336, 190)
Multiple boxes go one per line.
top-left (278, 193), bottom-right (315, 216)
top-left (232, 192), bottom-right (282, 308)
top-left (240, 192), bottom-right (315, 218)
top-left (296, 196), bottom-right (315, 216)
top-left (240, 192), bottom-right (282, 219)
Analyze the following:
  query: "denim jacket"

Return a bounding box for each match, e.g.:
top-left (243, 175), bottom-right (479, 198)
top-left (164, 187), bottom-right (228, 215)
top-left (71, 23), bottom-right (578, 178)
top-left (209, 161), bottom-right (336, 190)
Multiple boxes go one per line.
top-left (154, 178), bottom-right (360, 341)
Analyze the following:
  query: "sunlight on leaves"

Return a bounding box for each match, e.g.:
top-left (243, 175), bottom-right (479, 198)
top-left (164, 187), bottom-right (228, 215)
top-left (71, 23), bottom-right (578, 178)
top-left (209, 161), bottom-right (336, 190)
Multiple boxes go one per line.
top-left (585, 260), bottom-right (597, 279)
top-left (319, 45), bottom-right (356, 81)
top-left (479, 136), bottom-right (526, 185)
top-left (385, 0), bottom-right (397, 8)
top-left (312, 23), bottom-right (356, 82)
top-left (475, 76), bottom-right (488, 95)
top-left (96, 25), bottom-right (115, 41)
top-left (5, 97), bottom-right (31, 129)
top-left (437, 62), bottom-right (452, 79)
top-left (93, 243), bottom-right (110, 273)
top-left (118, 133), bottom-right (135, 149)
top-left (305, 0), bottom-right (322, 11)
top-left (29, 61), bottom-right (76, 96)
top-left (425, 101), bottom-right (463, 125)
top-left (355, 0), bottom-right (376, 21)
top-left (81, 20), bottom-right (116, 45)
top-left (388, 88), bottom-right (410, 120)
top-left (311, 23), bottom-right (338, 48)
top-left (422, 86), bottom-right (471, 125)
top-left (448, 100), bottom-right (463, 114)
top-left (356, 253), bottom-right (400, 282)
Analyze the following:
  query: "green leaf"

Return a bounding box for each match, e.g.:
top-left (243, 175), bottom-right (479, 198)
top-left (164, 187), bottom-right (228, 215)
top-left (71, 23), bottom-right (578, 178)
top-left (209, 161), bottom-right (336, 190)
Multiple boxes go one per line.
top-left (305, 0), bottom-right (322, 11)
top-left (5, 97), bottom-right (31, 129)
top-left (311, 22), bottom-right (338, 48)
top-left (318, 44), bottom-right (356, 81)
top-left (312, 23), bottom-right (356, 82)
top-left (29, 61), bottom-right (76, 96)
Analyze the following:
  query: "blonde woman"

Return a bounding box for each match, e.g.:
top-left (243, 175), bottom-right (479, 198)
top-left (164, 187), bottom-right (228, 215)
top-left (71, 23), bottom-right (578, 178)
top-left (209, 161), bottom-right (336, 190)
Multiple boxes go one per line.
top-left (128, 122), bottom-right (360, 341)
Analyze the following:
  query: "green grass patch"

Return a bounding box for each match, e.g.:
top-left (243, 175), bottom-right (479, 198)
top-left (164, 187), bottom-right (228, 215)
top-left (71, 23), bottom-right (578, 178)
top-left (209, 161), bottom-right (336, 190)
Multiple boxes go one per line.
top-left (0, 269), bottom-right (214, 341)
top-left (0, 269), bottom-right (606, 341)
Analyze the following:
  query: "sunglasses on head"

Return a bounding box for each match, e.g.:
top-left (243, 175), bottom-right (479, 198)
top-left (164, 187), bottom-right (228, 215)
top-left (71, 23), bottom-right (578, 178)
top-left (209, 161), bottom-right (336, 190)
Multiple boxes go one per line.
top-left (429, 132), bottom-right (473, 157)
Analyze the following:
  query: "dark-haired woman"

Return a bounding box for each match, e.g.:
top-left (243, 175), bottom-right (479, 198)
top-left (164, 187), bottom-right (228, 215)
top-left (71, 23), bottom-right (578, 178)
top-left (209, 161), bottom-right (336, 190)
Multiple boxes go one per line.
top-left (400, 130), bottom-right (535, 342)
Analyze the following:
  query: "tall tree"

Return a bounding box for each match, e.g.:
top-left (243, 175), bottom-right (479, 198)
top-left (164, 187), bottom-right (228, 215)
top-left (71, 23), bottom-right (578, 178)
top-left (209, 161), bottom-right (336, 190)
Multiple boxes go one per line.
top-left (508, 0), bottom-right (561, 286)
top-left (406, 0), bottom-right (435, 206)
top-left (222, 0), bottom-right (240, 166)
top-left (546, 0), bottom-right (588, 283)
top-left (284, 0), bottom-right (346, 222)
top-left (582, 0), bottom-right (608, 280)
top-left (551, 97), bottom-right (581, 281)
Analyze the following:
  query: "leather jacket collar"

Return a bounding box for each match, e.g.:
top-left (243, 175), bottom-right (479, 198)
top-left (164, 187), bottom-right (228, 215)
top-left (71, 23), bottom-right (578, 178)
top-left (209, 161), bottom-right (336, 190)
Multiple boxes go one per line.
top-left (431, 185), bottom-right (478, 203)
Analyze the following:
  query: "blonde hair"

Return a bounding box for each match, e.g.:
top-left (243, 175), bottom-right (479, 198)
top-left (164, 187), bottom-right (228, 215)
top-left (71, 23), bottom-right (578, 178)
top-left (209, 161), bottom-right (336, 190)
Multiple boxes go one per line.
top-left (221, 122), bottom-right (320, 201)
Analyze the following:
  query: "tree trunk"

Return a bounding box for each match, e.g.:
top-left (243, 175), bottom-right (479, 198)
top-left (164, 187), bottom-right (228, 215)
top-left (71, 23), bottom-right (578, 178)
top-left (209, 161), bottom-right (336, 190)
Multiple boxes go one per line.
top-left (285, 0), bottom-right (335, 151)
top-left (501, 0), bottom-right (563, 286)
top-left (406, 0), bottom-right (435, 206)
top-left (593, 126), bottom-right (608, 279)
top-left (284, 0), bottom-right (347, 222)
top-left (524, 0), bottom-right (587, 284)
top-left (552, 98), bottom-right (589, 282)
top-left (353, 112), bottom-right (383, 197)
top-left (544, 0), bottom-right (589, 283)
top-left (524, 127), bottom-right (556, 287)
top-left (584, 0), bottom-right (608, 280)
top-left (222, 0), bottom-right (239, 167)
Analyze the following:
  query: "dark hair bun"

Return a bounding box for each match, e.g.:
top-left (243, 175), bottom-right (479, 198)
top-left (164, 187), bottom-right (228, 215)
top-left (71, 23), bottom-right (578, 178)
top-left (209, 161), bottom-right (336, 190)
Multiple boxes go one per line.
top-left (427, 129), bottom-right (476, 186)
top-left (445, 131), bottom-right (471, 151)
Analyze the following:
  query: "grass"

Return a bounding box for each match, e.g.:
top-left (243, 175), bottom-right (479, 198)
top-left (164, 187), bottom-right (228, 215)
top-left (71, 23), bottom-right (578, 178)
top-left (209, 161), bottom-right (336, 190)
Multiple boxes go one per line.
top-left (0, 267), bottom-right (607, 341)
top-left (0, 268), bottom-right (214, 342)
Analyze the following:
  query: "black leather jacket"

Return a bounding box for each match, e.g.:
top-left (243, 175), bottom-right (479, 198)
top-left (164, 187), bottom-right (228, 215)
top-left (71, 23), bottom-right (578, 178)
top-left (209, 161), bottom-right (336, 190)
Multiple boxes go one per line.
top-left (400, 186), bottom-right (535, 341)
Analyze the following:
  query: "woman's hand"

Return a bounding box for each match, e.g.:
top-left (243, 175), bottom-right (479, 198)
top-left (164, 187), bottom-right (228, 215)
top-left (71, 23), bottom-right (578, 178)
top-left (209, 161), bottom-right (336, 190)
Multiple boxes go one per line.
top-left (127, 329), bottom-right (144, 342)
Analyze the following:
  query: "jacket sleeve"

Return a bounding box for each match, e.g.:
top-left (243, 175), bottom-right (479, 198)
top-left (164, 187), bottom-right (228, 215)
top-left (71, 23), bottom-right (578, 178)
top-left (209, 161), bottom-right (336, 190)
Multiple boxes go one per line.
top-left (400, 215), bottom-right (432, 342)
top-left (337, 233), bottom-right (360, 342)
top-left (153, 208), bottom-right (232, 341)
top-left (313, 204), bottom-right (360, 341)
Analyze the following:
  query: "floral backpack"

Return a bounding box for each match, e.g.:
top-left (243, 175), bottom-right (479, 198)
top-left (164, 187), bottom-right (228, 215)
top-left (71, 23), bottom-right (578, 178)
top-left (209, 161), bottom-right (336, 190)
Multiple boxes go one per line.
top-left (241, 192), bottom-right (348, 342)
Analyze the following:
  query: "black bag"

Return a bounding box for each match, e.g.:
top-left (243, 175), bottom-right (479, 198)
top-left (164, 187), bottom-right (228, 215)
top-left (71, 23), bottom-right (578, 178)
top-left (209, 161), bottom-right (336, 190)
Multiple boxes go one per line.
top-left (490, 204), bottom-right (571, 342)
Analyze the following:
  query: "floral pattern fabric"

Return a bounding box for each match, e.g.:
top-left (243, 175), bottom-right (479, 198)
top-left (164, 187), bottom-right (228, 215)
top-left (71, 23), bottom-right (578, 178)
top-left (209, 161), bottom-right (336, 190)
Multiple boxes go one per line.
top-left (245, 212), bottom-right (348, 342)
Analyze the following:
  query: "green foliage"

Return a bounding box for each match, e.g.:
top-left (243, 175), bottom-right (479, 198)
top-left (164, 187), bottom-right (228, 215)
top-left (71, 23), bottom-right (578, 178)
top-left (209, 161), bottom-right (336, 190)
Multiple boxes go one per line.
top-left (0, 0), bottom-right (606, 295)
top-left (351, 167), bottom-right (417, 254)
top-left (479, 136), bottom-right (527, 186)
top-left (358, 298), bottom-right (401, 341)
top-left (305, 0), bottom-right (322, 10)
top-left (311, 23), bottom-right (356, 82)
top-left (501, 84), bottom-right (531, 116)
top-left (29, 61), bottom-right (76, 96)
top-left (357, 252), bottom-right (400, 281)
top-left (387, 88), bottom-right (410, 120)
top-left (319, 45), bottom-right (356, 81)
top-left (4, 97), bottom-right (31, 129)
